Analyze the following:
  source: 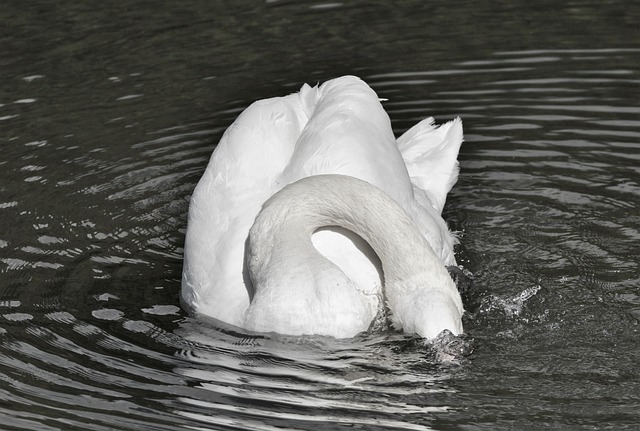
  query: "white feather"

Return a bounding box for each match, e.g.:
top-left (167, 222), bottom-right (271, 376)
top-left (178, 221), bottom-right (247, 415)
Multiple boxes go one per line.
top-left (181, 76), bottom-right (464, 338)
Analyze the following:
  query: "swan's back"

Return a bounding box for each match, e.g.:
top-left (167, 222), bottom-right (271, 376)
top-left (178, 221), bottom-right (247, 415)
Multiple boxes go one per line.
top-left (282, 77), bottom-right (415, 206)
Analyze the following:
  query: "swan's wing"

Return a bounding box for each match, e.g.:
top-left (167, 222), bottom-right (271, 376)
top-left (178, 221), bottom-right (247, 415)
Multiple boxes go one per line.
top-left (397, 117), bottom-right (463, 213)
top-left (182, 91), bottom-right (312, 324)
top-left (210, 94), bottom-right (311, 189)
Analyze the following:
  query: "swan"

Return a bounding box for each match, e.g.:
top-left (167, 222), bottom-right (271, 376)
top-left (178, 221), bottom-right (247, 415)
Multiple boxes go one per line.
top-left (181, 75), bottom-right (464, 339)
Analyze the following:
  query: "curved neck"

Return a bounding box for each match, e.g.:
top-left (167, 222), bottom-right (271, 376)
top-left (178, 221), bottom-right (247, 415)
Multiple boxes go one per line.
top-left (247, 174), bottom-right (463, 338)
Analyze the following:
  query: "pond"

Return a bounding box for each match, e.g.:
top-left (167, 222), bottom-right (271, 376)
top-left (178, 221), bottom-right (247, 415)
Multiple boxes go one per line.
top-left (1, 1), bottom-right (639, 430)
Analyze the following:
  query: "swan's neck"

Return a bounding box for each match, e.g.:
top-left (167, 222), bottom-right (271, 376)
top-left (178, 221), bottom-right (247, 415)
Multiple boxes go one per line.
top-left (246, 174), bottom-right (463, 339)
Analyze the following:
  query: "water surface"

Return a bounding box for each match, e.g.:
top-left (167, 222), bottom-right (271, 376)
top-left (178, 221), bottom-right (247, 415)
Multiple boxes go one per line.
top-left (1, 1), bottom-right (639, 430)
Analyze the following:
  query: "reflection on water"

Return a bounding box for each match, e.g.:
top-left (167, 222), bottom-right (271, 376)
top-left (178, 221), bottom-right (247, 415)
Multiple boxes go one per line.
top-left (1, 0), bottom-right (639, 429)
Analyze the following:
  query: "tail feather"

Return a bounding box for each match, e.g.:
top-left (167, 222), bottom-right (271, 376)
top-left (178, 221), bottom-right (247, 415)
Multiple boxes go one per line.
top-left (397, 117), bottom-right (463, 212)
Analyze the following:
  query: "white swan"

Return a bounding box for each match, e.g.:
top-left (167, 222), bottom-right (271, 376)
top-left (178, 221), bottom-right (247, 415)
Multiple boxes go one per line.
top-left (181, 75), bottom-right (464, 339)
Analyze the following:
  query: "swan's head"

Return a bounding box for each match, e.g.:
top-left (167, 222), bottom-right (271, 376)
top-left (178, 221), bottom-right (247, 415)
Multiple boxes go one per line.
top-left (419, 298), bottom-right (464, 340)
top-left (388, 278), bottom-right (464, 340)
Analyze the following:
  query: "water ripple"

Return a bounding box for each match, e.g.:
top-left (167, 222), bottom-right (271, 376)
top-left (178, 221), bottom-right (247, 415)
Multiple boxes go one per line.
top-left (1, 10), bottom-right (639, 427)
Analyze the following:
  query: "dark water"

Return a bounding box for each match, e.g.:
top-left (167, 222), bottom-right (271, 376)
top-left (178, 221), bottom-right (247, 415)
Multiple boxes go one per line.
top-left (1, 1), bottom-right (639, 430)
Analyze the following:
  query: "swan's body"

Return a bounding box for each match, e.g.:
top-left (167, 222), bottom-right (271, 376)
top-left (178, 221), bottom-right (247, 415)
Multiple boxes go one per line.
top-left (181, 75), bottom-right (464, 339)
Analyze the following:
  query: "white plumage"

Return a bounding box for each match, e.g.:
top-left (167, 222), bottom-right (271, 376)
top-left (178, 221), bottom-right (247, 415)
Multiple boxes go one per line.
top-left (181, 75), bottom-right (464, 339)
